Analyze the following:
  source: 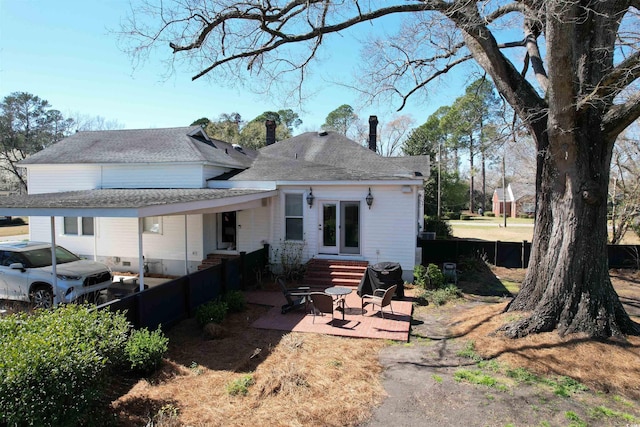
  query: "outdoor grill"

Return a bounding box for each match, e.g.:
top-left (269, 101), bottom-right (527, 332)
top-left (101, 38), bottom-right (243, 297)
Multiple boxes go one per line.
top-left (357, 262), bottom-right (404, 299)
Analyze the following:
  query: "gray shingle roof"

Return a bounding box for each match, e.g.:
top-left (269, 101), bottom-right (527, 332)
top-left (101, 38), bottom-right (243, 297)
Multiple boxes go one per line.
top-left (0, 188), bottom-right (269, 209)
top-left (223, 131), bottom-right (429, 181)
top-left (20, 126), bottom-right (257, 168)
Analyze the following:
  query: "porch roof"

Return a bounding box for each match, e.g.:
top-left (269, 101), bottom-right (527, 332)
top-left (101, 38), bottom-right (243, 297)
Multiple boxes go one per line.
top-left (0, 188), bottom-right (277, 218)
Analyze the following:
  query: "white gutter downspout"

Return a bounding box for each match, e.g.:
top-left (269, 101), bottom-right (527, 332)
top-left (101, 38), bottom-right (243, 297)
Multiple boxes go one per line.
top-left (50, 216), bottom-right (59, 306)
top-left (138, 218), bottom-right (145, 292)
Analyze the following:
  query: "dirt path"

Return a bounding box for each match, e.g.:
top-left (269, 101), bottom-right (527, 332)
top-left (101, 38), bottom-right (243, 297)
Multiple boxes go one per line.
top-left (362, 299), bottom-right (640, 427)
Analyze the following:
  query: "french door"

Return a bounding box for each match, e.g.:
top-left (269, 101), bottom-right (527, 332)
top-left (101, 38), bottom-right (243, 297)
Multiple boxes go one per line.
top-left (319, 201), bottom-right (360, 255)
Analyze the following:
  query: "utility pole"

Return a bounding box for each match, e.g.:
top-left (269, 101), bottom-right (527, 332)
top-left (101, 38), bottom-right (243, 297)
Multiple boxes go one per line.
top-left (437, 141), bottom-right (442, 219)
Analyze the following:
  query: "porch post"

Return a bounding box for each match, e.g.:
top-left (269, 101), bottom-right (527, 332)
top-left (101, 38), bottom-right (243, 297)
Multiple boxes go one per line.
top-left (138, 217), bottom-right (145, 292)
top-left (93, 217), bottom-right (97, 261)
top-left (50, 216), bottom-right (59, 306)
top-left (184, 215), bottom-right (189, 275)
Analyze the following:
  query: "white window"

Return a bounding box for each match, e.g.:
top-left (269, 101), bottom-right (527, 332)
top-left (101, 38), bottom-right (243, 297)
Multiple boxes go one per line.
top-left (143, 216), bottom-right (162, 234)
top-left (285, 194), bottom-right (303, 241)
top-left (63, 217), bottom-right (94, 236)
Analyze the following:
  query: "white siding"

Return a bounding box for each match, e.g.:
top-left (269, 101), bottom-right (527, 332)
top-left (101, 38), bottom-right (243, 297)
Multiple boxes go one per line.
top-left (272, 184), bottom-right (420, 281)
top-left (27, 164), bottom-right (209, 192)
top-left (31, 215), bottom-right (205, 276)
top-left (203, 165), bottom-right (230, 182)
top-left (102, 164), bottom-right (204, 188)
top-left (237, 203), bottom-right (272, 253)
top-left (28, 165), bottom-right (101, 194)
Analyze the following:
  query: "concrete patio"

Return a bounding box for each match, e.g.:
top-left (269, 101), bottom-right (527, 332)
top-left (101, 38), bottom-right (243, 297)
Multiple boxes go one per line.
top-left (246, 289), bottom-right (413, 341)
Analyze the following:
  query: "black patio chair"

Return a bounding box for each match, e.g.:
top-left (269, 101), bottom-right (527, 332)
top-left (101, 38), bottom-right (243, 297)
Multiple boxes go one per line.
top-left (309, 292), bottom-right (335, 324)
top-left (277, 277), bottom-right (311, 314)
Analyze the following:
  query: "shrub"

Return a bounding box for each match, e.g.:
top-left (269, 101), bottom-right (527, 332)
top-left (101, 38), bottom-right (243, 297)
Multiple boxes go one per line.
top-left (421, 284), bottom-right (462, 306)
top-left (449, 212), bottom-right (462, 220)
top-left (226, 374), bottom-right (255, 396)
top-left (0, 305), bottom-right (130, 426)
top-left (426, 263), bottom-right (445, 289)
top-left (485, 212), bottom-right (495, 217)
top-left (223, 290), bottom-right (246, 313)
top-left (195, 299), bottom-right (228, 326)
top-left (413, 264), bottom-right (428, 288)
top-left (125, 326), bottom-right (169, 374)
top-left (423, 216), bottom-right (453, 239)
top-left (460, 214), bottom-right (471, 220)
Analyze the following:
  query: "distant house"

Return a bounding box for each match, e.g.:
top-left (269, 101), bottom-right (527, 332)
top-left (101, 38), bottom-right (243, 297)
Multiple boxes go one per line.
top-left (0, 117), bottom-right (429, 283)
top-left (492, 183), bottom-right (535, 218)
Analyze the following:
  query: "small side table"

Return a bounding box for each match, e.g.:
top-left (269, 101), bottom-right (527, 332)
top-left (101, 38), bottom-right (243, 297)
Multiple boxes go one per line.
top-left (324, 286), bottom-right (353, 320)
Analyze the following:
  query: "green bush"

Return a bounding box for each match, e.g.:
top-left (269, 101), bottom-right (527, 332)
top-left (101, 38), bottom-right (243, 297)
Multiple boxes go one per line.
top-left (223, 290), bottom-right (246, 313)
top-left (226, 374), bottom-right (255, 396)
top-left (125, 326), bottom-right (169, 374)
top-left (485, 212), bottom-right (495, 217)
top-left (0, 305), bottom-right (130, 426)
top-left (460, 214), bottom-right (471, 220)
top-left (195, 299), bottom-right (228, 326)
top-left (423, 216), bottom-right (453, 239)
top-left (426, 263), bottom-right (445, 289)
top-left (421, 284), bottom-right (462, 306)
top-left (449, 212), bottom-right (462, 220)
top-left (413, 264), bottom-right (428, 288)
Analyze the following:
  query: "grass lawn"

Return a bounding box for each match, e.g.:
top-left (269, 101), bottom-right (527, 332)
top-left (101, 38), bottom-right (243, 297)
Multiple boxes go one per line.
top-left (449, 215), bottom-right (640, 244)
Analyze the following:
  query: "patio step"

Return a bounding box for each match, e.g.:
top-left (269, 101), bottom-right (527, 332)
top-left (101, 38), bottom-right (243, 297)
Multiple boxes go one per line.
top-left (303, 259), bottom-right (368, 288)
top-left (197, 254), bottom-right (239, 270)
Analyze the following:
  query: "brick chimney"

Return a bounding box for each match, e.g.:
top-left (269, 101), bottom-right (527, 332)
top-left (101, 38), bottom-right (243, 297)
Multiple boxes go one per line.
top-left (265, 120), bottom-right (277, 146)
top-left (368, 115), bottom-right (378, 152)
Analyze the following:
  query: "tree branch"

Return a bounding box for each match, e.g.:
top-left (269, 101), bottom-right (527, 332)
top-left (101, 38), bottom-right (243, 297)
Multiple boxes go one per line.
top-left (166, 2), bottom-right (447, 80)
top-left (579, 50), bottom-right (640, 111)
top-left (603, 91), bottom-right (640, 138)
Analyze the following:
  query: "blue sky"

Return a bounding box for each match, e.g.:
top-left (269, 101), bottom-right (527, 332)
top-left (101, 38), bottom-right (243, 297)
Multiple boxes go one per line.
top-left (0, 0), bottom-right (468, 134)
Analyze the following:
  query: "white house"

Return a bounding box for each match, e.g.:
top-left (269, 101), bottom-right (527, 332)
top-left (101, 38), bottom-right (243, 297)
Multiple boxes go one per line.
top-left (0, 118), bottom-right (428, 283)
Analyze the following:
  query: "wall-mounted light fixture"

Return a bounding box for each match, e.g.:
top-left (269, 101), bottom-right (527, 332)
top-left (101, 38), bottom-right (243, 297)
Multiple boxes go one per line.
top-left (306, 187), bottom-right (315, 208)
top-left (366, 188), bottom-right (374, 209)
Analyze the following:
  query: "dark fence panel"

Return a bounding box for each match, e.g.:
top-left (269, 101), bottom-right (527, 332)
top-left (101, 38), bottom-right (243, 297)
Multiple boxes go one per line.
top-left (419, 239), bottom-right (495, 265)
top-left (98, 245), bottom-right (269, 330)
top-left (420, 238), bottom-right (637, 270)
top-left (224, 258), bottom-right (242, 291)
top-left (608, 245), bottom-right (640, 269)
top-left (495, 241), bottom-right (525, 268)
top-left (242, 247), bottom-right (268, 287)
top-left (188, 266), bottom-right (223, 313)
top-left (136, 277), bottom-right (189, 330)
top-left (103, 296), bottom-right (138, 326)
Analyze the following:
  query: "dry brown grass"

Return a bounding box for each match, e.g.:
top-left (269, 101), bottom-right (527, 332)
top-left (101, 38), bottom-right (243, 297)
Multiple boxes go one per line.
top-left (111, 305), bottom-right (387, 426)
top-left (0, 224), bottom-right (28, 237)
top-left (450, 302), bottom-right (640, 400)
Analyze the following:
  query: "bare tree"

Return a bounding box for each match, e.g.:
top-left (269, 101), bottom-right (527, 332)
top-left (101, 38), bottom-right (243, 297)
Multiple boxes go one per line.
top-left (68, 113), bottom-right (124, 132)
top-left (121, 1), bottom-right (640, 338)
top-left (609, 125), bottom-right (640, 244)
top-left (379, 115), bottom-right (416, 157)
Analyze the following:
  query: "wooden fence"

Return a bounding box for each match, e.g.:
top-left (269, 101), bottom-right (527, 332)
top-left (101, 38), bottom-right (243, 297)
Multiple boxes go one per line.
top-left (100, 245), bottom-right (269, 330)
top-left (419, 238), bottom-right (640, 270)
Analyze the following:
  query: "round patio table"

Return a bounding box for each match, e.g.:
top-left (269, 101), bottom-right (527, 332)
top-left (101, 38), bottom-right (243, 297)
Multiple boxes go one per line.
top-left (324, 286), bottom-right (352, 320)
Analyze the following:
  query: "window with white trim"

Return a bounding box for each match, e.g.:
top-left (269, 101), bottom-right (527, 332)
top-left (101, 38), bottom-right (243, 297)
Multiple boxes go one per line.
top-left (284, 193), bottom-right (303, 241)
top-left (63, 217), bottom-right (94, 236)
top-left (143, 216), bottom-right (162, 234)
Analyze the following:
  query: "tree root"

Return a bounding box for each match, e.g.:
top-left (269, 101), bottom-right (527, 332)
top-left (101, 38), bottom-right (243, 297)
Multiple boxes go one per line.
top-left (499, 310), bottom-right (640, 339)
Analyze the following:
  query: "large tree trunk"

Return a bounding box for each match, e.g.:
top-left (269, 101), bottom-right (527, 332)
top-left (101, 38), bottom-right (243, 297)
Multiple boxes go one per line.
top-left (503, 113), bottom-right (639, 339)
